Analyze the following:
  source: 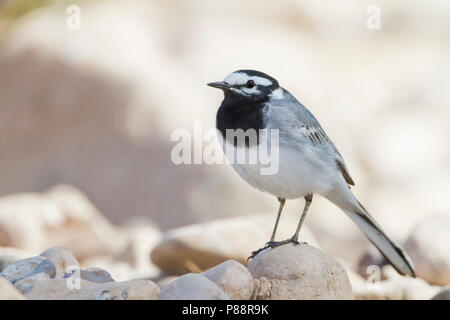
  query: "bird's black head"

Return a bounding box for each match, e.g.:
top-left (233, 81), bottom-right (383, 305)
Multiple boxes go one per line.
top-left (207, 69), bottom-right (281, 102)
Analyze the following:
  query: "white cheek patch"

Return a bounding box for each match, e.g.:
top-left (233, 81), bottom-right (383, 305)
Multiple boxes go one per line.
top-left (224, 72), bottom-right (272, 86)
top-left (270, 88), bottom-right (284, 99)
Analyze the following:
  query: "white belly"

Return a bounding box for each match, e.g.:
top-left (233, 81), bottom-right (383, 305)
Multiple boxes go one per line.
top-left (228, 143), bottom-right (336, 199)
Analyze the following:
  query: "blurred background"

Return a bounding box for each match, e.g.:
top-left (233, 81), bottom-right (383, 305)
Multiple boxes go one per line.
top-left (0, 0), bottom-right (449, 291)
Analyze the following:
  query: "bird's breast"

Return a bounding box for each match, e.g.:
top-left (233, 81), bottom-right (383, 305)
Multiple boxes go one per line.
top-left (216, 97), bottom-right (268, 148)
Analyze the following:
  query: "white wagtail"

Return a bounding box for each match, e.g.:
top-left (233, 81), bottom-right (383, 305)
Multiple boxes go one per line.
top-left (208, 69), bottom-right (415, 277)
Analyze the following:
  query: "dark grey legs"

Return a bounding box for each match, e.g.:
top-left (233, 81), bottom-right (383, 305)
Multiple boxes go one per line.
top-left (269, 198), bottom-right (286, 242)
top-left (249, 195), bottom-right (313, 260)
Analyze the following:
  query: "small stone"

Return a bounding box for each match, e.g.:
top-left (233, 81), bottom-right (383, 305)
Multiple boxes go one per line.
top-left (158, 273), bottom-right (229, 300)
top-left (1, 256), bottom-right (56, 285)
top-left (203, 260), bottom-right (253, 300)
top-left (24, 278), bottom-right (160, 300)
top-left (14, 272), bottom-right (54, 294)
top-left (94, 280), bottom-right (160, 300)
top-left (63, 267), bottom-right (114, 283)
top-left (80, 268), bottom-right (114, 283)
top-left (40, 247), bottom-right (80, 278)
top-left (247, 244), bottom-right (353, 300)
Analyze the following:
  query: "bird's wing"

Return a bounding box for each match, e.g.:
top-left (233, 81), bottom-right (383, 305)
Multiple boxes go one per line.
top-left (299, 124), bottom-right (355, 186)
top-left (279, 93), bottom-right (356, 186)
top-left (299, 124), bottom-right (330, 146)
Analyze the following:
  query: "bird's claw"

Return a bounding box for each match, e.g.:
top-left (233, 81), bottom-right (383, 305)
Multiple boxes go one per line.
top-left (248, 238), bottom-right (308, 260)
top-left (247, 246), bottom-right (268, 261)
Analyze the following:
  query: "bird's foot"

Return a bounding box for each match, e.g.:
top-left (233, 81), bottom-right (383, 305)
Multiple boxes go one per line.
top-left (248, 245), bottom-right (270, 260)
top-left (248, 238), bottom-right (308, 260)
top-left (267, 237), bottom-right (307, 248)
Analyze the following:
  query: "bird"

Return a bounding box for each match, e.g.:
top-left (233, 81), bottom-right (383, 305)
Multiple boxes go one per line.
top-left (207, 69), bottom-right (415, 277)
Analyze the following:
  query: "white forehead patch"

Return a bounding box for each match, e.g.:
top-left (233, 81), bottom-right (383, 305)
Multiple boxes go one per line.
top-left (224, 72), bottom-right (272, 86)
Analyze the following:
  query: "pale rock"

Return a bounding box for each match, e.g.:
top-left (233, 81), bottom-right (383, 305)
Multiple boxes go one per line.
top-left (15, 272), bottom-right (55, 294)
top-left (404, 214), bottom-right (450, 286)
top-left (354, 276), bottom-right (441, 300)
top-left (63, 267), bottom-right (114, 283)
top-left (431, 285), bottom-right (450, 300)
top-left (24, 278), bottom-right (159, 300)
top-left (0, 186), bottom-right (127, 260)
top-left (1, 256), bottom-right (56, 285)
top-left (40, 247), bottom-right (80, 278)
top-left (157, 273), bottom-right (229, 300)
top-left (80, 268), bottom-right (114, 283)
top-left (0, 277), bottom-right (25, 300)
top-left (248, 244), bottom-right (353, 300)
top-left (94, 280), bottom-right (159, 300)
top-left (151, 213), bottom-right (319, 274)
top-left (0, 247), bottom-right (34, 272)
top-left (203, 260), bottom-right (253, 300)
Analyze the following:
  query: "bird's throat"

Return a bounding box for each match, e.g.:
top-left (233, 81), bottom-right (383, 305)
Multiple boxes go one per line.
top-left (216, 94), bottom-right (267, 147)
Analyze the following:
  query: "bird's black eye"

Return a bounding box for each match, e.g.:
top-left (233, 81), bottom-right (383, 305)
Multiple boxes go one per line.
top-left (245, 80), bottom-right (255, 89)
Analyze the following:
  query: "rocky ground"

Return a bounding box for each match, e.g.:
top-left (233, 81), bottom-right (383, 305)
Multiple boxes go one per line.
top-left (0, 186), bottom-right (449, 300)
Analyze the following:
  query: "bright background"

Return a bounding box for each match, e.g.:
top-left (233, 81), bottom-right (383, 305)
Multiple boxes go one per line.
top-left (0, 0), bottom-right (449, 271)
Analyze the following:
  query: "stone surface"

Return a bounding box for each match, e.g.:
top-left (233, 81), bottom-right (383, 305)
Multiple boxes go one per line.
top-left (157, 273), bottom-right (229, 300)
top-left (0, 247), bottom-right (33, 272)
top-left (0, 277), bottom-right (26, 300)
top-left (247, 244), bottom-right (353, 300)
top-left (1, 256), bottom-right (56, 285)
top-left (404, 214), bottom-right (450, 286)
top-left (203, 260), bottom-right (254, 300)
top-left (14, 272), bottom-right (55, 294)
top-left (63, 267), bottom-right (114, 283)
top-left (0, 186), bottom-right (127, 261)
top-left (151, 213), bottom-right (319, 274)
top-left (80, 268), bottom-right (114, 283)
top-left (40, 247), bottom-right (80, 278)
top-left (431, 285), bottom-right (450, 300)
top-left (24, 279), bottom-right (160, 300)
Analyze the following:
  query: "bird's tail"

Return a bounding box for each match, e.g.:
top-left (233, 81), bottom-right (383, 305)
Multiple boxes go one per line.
top-left (341, 200), bottom-right (415, 277)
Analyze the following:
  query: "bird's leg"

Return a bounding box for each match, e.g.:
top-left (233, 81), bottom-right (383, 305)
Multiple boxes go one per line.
top-left (248, 195), bottom-right (313, 260)
top-left (266, 198), bottom-right (286, 246)
top-left (290, 194), bottom-right (313, 244)
top-left (248, 198), bottom-right (286, 260)
top-left (261, 194), bottom-right (313, 250)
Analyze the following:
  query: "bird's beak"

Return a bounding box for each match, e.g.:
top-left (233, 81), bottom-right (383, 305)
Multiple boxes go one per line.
top-left (207, 81), bottom-right (230, 90)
